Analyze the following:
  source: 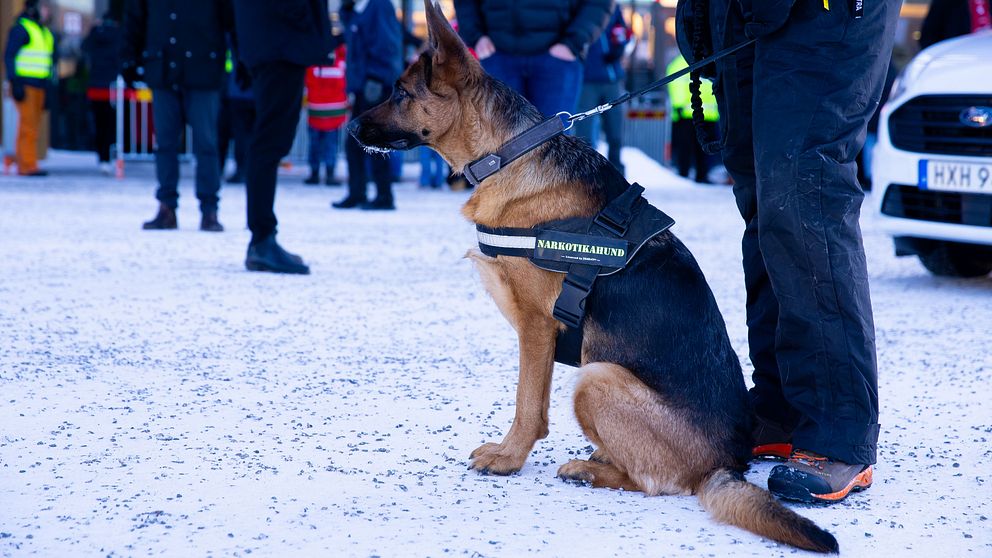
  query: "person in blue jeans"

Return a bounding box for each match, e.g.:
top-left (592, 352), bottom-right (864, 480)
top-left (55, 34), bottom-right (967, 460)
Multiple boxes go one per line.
top-left (454, 0), bottom-right (612, 117)
top-left (419, 146), bottom-right (448, 189)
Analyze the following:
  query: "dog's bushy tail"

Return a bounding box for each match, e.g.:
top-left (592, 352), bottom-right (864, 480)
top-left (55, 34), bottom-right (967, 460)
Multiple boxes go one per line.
top-left (697, 468), bottom-right (839, 554)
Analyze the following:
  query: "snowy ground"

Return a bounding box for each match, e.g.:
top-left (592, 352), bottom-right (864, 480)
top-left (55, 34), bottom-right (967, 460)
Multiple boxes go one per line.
top-left (1, 149), bottom-right (990, 558)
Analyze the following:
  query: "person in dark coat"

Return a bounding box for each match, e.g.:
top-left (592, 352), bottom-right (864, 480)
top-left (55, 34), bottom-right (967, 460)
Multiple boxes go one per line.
top-left (574, 5), bottom-right (630, 175)
top-left (331, 0), bottom-right (402, 211)
top-left (81, 11), bottom-right (121, 174)
top-left (217, 46), bottom-right (255, 184)
top-left (920, 0), bottom-right (992, 48)
top-left (696, 0), bottom-right (900, 503)
top-left (233, 0), bottom-right (334, 274)
top-left (454, 0), bottom-right (611, 116)
top-left (122, 0), bottom-right (235, 232)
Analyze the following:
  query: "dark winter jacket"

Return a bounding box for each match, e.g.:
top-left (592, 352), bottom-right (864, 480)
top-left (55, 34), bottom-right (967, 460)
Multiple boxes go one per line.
top-left (582, 5), bottom-right (629, 83)
top-left (341, 0), bottom-right (402, 95)
top-left (82, 20), bottom-right (121, 89)
top-left (454, 0), bottom-right (612, 58)
top-left (4, 12), bottom-right (55, 88)
top-left (920, 0), bottom-right (972, 49)
top-left (121, 0), bottom-right (235, 91)
top-left (232, 0), bottom-right (334, 69)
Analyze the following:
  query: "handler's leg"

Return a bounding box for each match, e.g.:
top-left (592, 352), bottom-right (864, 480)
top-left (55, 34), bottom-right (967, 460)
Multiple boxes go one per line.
top-left (752, 0), bottom-right (899, 499)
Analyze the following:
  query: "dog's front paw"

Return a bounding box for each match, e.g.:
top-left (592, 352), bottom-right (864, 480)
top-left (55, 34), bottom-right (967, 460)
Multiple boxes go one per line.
top-left (469, 442), bottom-right (526, 475)
top-left (557, 459), bottom-right (596, 484)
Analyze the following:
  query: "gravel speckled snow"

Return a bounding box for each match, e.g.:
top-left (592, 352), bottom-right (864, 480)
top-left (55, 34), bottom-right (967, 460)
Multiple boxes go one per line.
top-left (1, 150), bottom-right (990, 557)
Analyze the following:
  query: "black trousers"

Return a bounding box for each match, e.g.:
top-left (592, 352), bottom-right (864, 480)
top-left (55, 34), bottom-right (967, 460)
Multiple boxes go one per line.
top-left (246, 61), bottom-right (305, 244)
top-left (89, 100), bottom-right (114, 163)
top-left (712, 0), bottom-right (899, 465)
top-left (672, 118), bottom-right (710, 182)
top-left (219, 96), bottom-right (256, 176)
top-left (344, 88), bottom-right (394, 203)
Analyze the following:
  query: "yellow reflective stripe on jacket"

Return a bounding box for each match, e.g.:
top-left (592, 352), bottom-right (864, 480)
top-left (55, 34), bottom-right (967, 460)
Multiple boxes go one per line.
top-left (665, 55), bottom-right (718, 122)
top-left (14, 17), bottom-right (54, 79)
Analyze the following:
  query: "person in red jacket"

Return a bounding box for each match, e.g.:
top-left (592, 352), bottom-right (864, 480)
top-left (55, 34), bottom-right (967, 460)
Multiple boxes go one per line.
top-left (304, 45), bottom-right (348, 185)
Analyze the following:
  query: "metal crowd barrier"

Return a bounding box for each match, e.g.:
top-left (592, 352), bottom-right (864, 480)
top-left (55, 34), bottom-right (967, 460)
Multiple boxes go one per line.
top-left (622, 91), bottom-right (672, 167)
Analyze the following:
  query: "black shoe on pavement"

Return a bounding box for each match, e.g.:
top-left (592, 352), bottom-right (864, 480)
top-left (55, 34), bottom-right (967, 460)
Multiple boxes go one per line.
top-left (331, 196), bottom-right (366, 209)
top-left (200, 211), bottom-right (224, 232)
top-left (360, 198), bottom-right (395, 210)
top-left (768, 450), bottom-right (873, 504)
top-left (304, 169), bottom-right (320, 185)
top-left (19, 169), bottom-right (48, 177)
top-left (142, 203), bottom-right (178, 230)
top-left (751, 414), bottom-right (793, 460)
top-left (245, 234), bottom-right (310, 274)
top-left (325, 176), bottom-right (341, 186)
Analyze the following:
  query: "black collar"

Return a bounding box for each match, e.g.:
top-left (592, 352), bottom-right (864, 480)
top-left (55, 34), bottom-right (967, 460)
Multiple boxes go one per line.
top-left (462, 113), bottom-right (569, 187)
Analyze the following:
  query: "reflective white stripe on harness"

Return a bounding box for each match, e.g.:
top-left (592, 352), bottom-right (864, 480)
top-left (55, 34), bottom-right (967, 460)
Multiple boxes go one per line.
top-left (477, 230), bottom-right (536, 251)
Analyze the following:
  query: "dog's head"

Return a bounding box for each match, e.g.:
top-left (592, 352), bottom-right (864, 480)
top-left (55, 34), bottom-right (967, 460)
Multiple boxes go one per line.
top-left (347, 0), bottom-right (482, 156)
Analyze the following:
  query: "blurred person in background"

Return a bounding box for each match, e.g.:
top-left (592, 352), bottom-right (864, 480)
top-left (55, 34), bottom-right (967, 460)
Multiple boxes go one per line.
top-left (217, 47), bottom-right (254, 184)
top-left (419, 147), bottom-right (448, 189)
top-left (574, 4), bottom-right (630, 175)
top-left (332, 0), bottom-right (402, 211)
top-left (4, 0), bottom-right (54, 177)
top-left (666, 54), bottom-right (718, 184)
top-left (303, 44), bottom-right (348, 186)
top-left (122, 0), bottom-right (235, 232)
top-left (920, 0), bottom-right (992, 48)
top-left (82, 10), bottom-right (122, 176)
top-left (453, 0), bottom-right (611, 117)
top-left (233, 0), bottom-right (333, 274)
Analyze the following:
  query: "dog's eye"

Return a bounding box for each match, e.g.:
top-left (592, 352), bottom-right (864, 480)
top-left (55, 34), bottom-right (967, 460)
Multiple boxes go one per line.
top-left (393, 87), bottom-right (411, 103)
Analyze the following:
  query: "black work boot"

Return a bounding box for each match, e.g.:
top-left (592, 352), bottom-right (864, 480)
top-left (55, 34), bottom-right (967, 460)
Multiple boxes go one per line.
top-left (304, 168), bottom-right (320, 185)
top-left (200, 211), bottom-right (224, 232)
top-left (768, 450), bottom-right (873, 504)
top-left (245, 234), bottom-right (310, 275)
top-left (751, 415), bottom-right (793, 460)
top-left (142, 203), bottom-right (177, 230)
top-left (331, 196), bottom-right (366, 209)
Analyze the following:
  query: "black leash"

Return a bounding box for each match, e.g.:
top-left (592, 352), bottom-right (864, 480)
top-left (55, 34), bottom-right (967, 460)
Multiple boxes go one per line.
top-left (462, 37), bottom-right (756, 186)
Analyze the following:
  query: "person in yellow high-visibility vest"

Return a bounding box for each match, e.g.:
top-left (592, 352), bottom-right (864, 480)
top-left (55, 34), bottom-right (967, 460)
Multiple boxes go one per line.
top-left (4, 0), bottom-right (54, 176)
top-left (666, 54), bottom-right (718, 184)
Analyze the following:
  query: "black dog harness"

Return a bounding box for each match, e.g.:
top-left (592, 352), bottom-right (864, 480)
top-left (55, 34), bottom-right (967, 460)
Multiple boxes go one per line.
top-left (476, 182), bottom-right (675, 367)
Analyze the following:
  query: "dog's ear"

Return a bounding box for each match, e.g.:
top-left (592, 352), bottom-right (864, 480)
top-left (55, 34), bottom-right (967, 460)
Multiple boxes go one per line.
top-left (423, 0), bottom-right (471, 69)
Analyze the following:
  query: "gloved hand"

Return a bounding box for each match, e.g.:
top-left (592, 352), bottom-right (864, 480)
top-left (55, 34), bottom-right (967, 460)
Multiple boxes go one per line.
top-left (743, 0), bottom-right (797, 39)
top-left (235, 61), bottom-right (252, 91)
top-left (120, 61), bottom-right (142, 87)
top-left (363, 79), bottom-right (384, 103)
top-left (10, 79), bottom-right (25, 102)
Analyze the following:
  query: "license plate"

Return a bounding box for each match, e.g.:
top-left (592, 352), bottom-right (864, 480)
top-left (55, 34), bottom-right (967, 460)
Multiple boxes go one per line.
top-left (919, 160), bottom-right (992, 193)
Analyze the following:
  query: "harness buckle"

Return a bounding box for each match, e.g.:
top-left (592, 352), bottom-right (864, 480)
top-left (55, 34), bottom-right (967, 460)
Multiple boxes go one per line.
top-left (553, 271), bottom-right (596, 328)
top-left (593, 210), bottom-right (629, 236)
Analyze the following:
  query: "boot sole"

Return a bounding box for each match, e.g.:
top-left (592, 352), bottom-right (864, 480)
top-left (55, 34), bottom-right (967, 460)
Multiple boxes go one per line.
top-left (245, 260), bottom-right (310, 275)
top-left (769, 465), bottom-right (873, 504)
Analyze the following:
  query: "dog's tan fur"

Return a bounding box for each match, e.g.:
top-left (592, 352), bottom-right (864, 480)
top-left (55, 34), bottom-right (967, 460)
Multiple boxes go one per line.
top-left (347, 2), bottom-right (840, 552)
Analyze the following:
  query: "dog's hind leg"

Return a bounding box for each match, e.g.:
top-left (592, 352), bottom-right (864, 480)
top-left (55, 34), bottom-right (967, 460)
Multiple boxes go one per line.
top-left (558, 362), bottom-right (716, 496)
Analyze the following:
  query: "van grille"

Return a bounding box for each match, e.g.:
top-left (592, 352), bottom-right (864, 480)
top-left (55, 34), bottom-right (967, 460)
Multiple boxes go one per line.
top-left (888, 95), bottom-right (992, 157)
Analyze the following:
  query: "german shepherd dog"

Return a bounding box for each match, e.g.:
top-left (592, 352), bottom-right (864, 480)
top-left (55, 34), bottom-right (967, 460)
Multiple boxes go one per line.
top-left (348, 1), bottom-right (838, 553)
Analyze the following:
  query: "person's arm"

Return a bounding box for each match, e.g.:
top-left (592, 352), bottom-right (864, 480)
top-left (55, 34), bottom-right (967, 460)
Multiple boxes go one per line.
top-left (559, 0), bottom-right (612, 59)
top-left (4, 25), bottom-right (28, 82)
top-left (452, 0), bottom-right (485, 49)
top-left (120, 0), bottom-right (147, 68)
top-left (363, 0), bottom-right (401, 101)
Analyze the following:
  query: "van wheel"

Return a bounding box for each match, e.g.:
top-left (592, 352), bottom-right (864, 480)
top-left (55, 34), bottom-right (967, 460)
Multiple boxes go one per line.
top-left (918, 242), bottom-right (992, 278)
